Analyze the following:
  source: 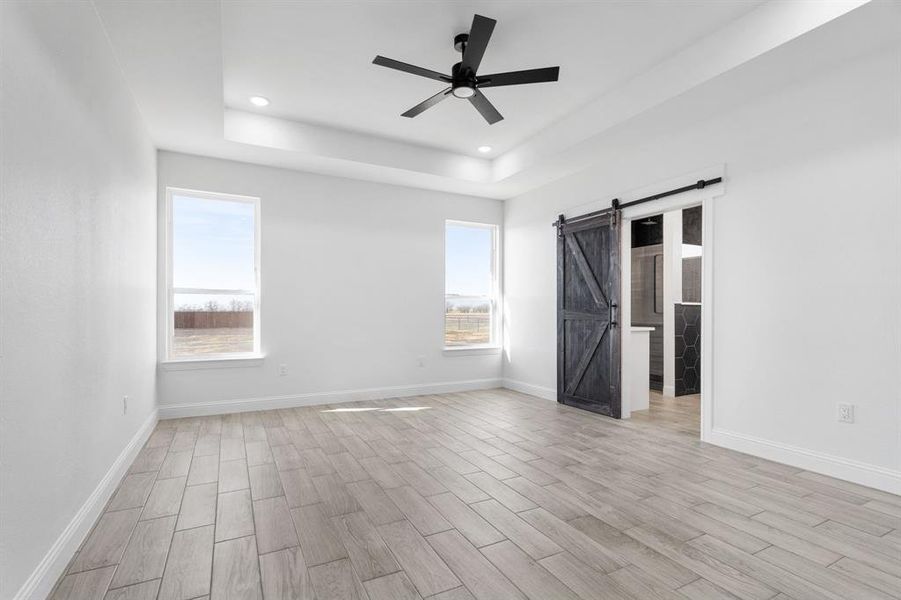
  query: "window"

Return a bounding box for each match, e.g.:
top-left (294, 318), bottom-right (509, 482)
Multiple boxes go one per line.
top-left (165, 188), bottom-right (260, 361)
top-left (445, 221), bottom-right (498, 348)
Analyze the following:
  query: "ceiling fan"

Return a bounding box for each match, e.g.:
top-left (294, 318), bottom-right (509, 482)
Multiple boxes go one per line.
top-left (372, 14), bottom-right (560, 125)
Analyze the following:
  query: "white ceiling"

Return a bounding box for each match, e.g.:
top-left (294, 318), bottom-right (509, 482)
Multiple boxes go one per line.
top-left (221, 1), bottom-right (761, 157)
top-left (93, 0), bottom-right (891, 198)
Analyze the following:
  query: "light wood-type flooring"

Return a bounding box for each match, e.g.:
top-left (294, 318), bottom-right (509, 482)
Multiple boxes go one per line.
top-left (631, 391), bottom-right (700, 436)
top-left (52, 388), bottom-right (901, 599)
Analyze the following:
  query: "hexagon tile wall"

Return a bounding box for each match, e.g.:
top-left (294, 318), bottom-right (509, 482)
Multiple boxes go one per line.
top-left (674, 303), bottom-right (701, 395)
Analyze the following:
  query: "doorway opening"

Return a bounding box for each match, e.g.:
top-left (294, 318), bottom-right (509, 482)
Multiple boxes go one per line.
top-left (628, 206), bottom-right (702, 435)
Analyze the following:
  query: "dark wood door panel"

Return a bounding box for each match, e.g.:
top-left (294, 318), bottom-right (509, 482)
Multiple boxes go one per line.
top-left (557, 212), bottom-right (621, 418)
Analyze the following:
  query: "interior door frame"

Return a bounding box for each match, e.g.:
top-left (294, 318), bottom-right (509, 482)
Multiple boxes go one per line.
top-left (617, 167), bottom-right (725, 443)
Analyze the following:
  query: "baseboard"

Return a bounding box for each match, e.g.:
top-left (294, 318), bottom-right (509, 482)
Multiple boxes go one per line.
top-left (14, 410), bottom-right (159, 600)
top-left (709, 428), bottom-right (901, 495)
top-left (662, 384), bottom-right (675, 397)
top-left (502, 378), bottom-right (556, 401)
top-left (158, 378), bottom-right (503, 419)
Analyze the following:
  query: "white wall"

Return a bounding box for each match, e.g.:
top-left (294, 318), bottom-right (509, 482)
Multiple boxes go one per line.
top-left (662, 209), bottom-right (683, 398)
top-left (157, 152), bottom-right (503, 415)
top-left (503, 45), bottom-right (901, 492)
top-left (0, 3), bottom-right (158, 598)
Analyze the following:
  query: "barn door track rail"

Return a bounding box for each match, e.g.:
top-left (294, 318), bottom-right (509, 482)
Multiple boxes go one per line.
top-left (553, 177), bottom-right (722, 236)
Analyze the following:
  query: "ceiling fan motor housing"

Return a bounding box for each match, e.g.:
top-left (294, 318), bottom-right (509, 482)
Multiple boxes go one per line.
top-left (450, 61), bottom-right (477, 98)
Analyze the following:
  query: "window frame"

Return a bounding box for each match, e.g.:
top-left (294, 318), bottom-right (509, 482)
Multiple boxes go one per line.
top-left (162, 187), bottom-right (262, 364)
top-left (443, 219), bottom-right (500, 351)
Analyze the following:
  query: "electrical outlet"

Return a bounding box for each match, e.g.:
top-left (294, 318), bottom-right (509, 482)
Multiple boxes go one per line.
top-left (417, 356), bottom-right (426, 368)
top-left (123, 396), bottom-right (129, 414)
top-left (278, 363), bottom-right (288, 376)
top-left (837, 403), bottom-right (854, 424)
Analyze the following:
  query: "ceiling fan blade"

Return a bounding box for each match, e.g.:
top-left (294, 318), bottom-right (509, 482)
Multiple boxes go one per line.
top-left (468, 90), bottom-right (503, 125)
top-left (372, 56), bottom-right (450, 82)
top-left (402, 88), bottom-right (452, 118)
top-left (477, 66), bottom-right (560, 88)
top-left (460, 14), bottom-right (496, 74)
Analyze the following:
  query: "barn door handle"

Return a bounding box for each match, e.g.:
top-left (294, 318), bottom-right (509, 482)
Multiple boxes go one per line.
top-left (610, 302), bottom-right (618, 327)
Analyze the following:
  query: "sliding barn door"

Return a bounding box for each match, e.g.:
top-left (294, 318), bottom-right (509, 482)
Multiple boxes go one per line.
top-left (557, 212), bottom-right (622, 417)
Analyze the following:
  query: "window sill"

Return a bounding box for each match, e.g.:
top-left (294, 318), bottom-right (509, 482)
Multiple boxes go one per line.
top-left (159, 354), bottom-right (265, 371)
top-left (442, 346), bottom-right (502, 357)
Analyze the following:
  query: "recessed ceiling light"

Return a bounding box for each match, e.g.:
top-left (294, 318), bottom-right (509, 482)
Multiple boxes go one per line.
top-left (249, 96), bottom-right (270, 107)
top-left (478, 145), bottom-right (492, 153)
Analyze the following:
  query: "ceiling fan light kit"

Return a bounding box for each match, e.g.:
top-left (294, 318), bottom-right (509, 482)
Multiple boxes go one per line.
top-left (373, 14), bottom-right (560, 125)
